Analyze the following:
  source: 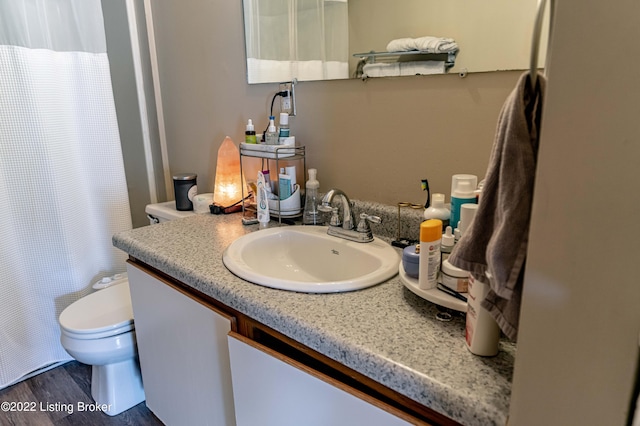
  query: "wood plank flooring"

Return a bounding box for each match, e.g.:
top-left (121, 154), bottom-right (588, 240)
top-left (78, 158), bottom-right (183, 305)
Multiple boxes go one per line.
top-left (0, 361), bottom-right (163, 425)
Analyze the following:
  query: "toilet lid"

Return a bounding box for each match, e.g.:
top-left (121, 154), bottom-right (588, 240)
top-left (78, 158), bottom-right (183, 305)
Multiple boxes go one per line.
top-left (59, 281), bottom-right (133, 337)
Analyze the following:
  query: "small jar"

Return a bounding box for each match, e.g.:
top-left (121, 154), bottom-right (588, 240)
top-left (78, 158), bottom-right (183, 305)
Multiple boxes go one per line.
top-left (402, 245), bottom-right (420, 278)
top-left (173, 173), bottom-right (197, 211)
top-left (438, 259), bottom-right (469, 292)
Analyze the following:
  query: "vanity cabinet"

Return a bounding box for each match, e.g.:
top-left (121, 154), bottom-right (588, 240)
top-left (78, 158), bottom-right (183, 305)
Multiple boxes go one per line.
top-left (126, 264), bottom-right (236, 426)
top-left (126, 259), bottom-right (457, 426)
top-left (228, 333), bottom-right (411, 426)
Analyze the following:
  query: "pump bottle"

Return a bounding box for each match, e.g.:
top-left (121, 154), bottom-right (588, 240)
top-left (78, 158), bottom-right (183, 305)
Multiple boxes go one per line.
top-left (450, 174), bottom-right (477, 232)
top-left (265, 116), bottom-right (278, 145)
top-left (302, 169), bottom-right (321, 225)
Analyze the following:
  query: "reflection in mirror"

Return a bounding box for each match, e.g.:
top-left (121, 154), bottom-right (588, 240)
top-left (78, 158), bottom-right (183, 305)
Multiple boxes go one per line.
top-left (243, 0), bottom-right (349, 84)
top-left (243, 0), bottom-right (549, 85)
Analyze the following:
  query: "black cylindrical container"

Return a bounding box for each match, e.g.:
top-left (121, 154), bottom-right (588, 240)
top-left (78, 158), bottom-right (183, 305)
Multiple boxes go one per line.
top-left (173, 173), bottom-right (197, 211)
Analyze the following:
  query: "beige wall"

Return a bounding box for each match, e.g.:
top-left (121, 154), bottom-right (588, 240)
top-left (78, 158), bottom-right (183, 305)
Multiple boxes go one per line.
top-left (150, 0), bottom-right (522, 207)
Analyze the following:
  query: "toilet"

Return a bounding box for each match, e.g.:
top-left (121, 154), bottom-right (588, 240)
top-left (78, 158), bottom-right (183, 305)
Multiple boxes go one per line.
top-left (58, 201), bottom-right (195, 416)
top-left (59, 276), bottom-right (142, 416)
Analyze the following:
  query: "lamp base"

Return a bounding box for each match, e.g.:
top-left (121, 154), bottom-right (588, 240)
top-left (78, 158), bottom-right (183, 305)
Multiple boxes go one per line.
top-left (209, 203), bottom-right (243, 215)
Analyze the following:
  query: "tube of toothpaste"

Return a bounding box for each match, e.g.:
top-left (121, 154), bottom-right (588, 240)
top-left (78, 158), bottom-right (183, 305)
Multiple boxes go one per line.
top-left (256, 171), bottom-right (270, 228)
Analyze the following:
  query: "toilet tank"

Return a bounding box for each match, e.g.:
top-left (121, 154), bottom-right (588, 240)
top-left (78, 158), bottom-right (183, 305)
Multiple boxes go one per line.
top-left (145, 201), bottom-right (195, 224)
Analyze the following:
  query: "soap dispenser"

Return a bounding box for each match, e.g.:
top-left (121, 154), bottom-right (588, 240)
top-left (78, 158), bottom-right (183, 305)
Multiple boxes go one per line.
top-left (265, 116), bottom-right (278, 145)
top-left (302, 168), bottom-right (321, 225)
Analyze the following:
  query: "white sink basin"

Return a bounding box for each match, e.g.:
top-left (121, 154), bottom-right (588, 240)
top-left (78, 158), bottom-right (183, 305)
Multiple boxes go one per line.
top-left (222, 226), bottom-right (399, 293)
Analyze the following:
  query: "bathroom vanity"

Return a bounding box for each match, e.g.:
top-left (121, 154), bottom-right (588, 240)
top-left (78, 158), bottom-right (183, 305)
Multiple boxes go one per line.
top-left (113, 213), bottom-right (515, 425)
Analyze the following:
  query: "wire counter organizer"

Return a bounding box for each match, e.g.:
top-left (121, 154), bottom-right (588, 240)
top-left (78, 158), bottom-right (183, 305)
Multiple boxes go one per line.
top-left (239, 143), bottom-right (306, 225)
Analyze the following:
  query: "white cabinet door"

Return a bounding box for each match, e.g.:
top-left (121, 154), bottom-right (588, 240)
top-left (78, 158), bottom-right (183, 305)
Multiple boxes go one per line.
top-left (127, 264), bottom-right (236, 426)
top-left (228, 333), bottom-right (411, 426)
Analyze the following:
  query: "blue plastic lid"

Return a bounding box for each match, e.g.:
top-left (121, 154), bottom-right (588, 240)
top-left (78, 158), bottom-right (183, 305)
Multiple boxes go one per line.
top-left (402, 245), bottom-right (420, 264)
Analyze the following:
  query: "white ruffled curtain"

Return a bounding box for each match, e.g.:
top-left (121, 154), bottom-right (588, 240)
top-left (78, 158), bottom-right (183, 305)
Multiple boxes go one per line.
top-left (0, 0), bottom-right (132, 388)
top-left (244, 0), bottom-right (349, 83)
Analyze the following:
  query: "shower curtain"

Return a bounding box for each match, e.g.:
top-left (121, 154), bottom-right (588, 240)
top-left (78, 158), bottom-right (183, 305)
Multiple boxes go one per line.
top-left (243, 0), bottom-right (349, 83)
top-left (0, 0), bottom-right (132, 389)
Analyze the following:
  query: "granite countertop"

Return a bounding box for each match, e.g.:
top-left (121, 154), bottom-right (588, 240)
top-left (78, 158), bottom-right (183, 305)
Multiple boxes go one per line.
top-left (112, 210), bottom-right (515, 426)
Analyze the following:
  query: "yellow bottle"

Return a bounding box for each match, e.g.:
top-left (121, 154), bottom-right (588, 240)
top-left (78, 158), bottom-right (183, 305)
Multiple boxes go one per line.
top-left (418, 219), bottom-right (443, 290)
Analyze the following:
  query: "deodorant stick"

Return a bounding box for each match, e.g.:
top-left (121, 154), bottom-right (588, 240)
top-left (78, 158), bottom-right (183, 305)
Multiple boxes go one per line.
top-left (418, 219), bottom-right (443, 290)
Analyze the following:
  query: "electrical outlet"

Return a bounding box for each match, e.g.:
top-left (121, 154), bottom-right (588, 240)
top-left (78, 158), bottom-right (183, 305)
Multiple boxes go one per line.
top-left (279, 81), bottom-right (296, 116)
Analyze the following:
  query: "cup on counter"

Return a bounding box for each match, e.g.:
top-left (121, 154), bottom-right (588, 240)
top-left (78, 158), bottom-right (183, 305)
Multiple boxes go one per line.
top-left (268, 184), bottom-right (301, 217)
top-left (193, 193), bottom-right (214, 214)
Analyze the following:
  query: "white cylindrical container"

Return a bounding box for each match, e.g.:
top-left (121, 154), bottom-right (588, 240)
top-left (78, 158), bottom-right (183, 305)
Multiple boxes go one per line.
top-left (438, 259), bottom-right (469, 292)
top-left (465, 274), bottom-right (501, 356)
top-left (418, 219), bottom-right (442, 290)
top-left (192, 193), bottom-right (214, 214)
top-left (459, 203), bottom-right (479, 236)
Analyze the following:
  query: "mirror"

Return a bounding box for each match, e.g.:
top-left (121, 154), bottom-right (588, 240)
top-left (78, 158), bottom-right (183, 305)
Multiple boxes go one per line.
top-left (243, 0), bottom-right (548, 84)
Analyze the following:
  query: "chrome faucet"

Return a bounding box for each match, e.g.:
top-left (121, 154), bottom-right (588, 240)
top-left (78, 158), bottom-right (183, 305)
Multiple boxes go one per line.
top-left (319, 188), bottom-right (381, 243)
top-left (319, 189), bottom-right (356, 230)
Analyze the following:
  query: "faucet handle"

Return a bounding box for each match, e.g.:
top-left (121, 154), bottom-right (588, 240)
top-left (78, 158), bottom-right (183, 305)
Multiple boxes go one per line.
top-left (329, 207), bottom-right (342, 227)
top-left (357, 213), bottom-right (382, 234)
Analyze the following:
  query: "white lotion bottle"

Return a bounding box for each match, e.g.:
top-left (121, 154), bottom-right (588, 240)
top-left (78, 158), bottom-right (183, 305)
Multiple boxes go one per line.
top-left (418, 219), bottom-right (442, 290)
top-left (465, 273), bottom-right (501, 356)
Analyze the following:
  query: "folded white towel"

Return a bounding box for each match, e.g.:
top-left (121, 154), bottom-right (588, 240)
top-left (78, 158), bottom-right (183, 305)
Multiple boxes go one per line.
top-left (385, 38), bottom-right (415, 52)
top-left (399, 61), bottom-right (445, 75)
top-left (386, 36), bottom-right (458, 53)
top-left (413, 36), bottom-right (458, 53)
top-left (362, 62), bottom-right (401, 77)
top-left (363, 61), bottom-right (445, 78)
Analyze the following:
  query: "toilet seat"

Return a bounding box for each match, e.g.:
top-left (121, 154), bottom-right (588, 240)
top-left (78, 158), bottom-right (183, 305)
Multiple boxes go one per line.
top-left (59, 281), bottom-right (134, 340)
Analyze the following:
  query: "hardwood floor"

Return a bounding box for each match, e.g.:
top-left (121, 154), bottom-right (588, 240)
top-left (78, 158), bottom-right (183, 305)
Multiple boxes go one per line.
top-left (0, 361), bottom-right (163, 425)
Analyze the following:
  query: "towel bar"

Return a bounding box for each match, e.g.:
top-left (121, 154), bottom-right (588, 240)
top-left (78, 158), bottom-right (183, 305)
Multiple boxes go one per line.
top-left (530, 0), bottom-right (552, 88)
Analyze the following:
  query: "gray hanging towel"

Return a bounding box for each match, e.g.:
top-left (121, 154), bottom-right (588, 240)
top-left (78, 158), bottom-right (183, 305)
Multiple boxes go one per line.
top-left (448, 71), bottom-right (546, 341)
